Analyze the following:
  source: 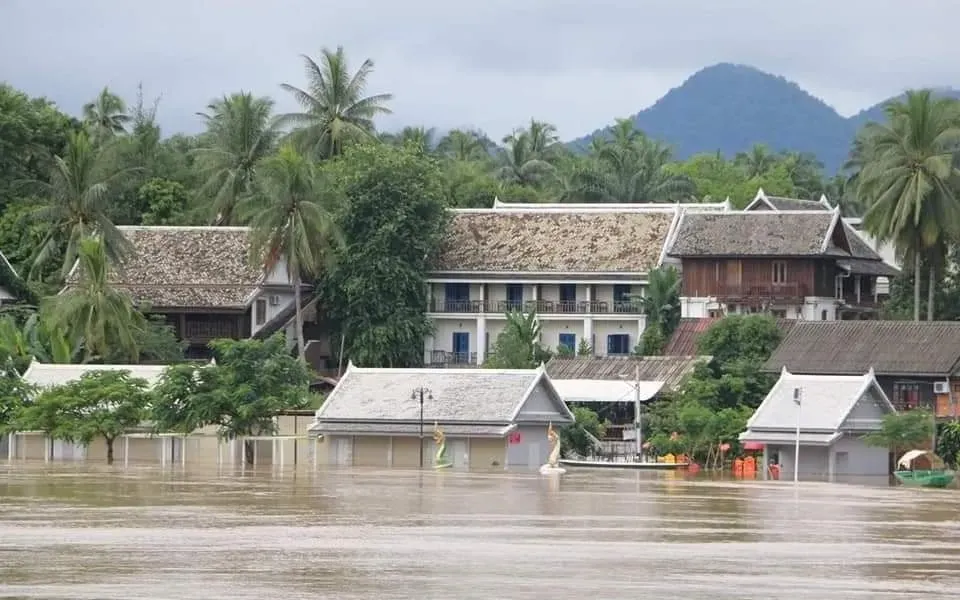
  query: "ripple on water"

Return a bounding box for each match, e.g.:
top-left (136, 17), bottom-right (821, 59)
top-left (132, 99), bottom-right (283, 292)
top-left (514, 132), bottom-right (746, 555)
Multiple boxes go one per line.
top-left (0, 464), bottom-right (959, 599)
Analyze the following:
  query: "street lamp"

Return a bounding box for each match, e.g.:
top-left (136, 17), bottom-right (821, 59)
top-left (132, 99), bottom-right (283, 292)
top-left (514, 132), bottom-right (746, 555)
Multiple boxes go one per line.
top-left (793, 387), bottom-right (802, 484)
top-left (411, 386), bottom-right (433, 468)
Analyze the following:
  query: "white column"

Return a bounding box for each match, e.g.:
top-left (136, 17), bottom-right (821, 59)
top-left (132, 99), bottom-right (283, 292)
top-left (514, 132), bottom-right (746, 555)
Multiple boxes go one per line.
top-left (762, 445), bottom-right (769, 481)
top-left (161, 438), bottom-right (167, 467)
top-left (476, 317), bottom-right (487, 365)
top-left (583, 318), bottom-right (593, 355)
top-left (637, 315), bottom-right (647, 340)
top-left (7, 432), bottom-right (13, 460)
top-left (124, 436), bottom-right (130, 467)
top-left (45, 437), bottom-right (51, 463)
top-left (855, 275), bottom-right (861, 303)
top-left (181, 437), bottom-right (186, 467)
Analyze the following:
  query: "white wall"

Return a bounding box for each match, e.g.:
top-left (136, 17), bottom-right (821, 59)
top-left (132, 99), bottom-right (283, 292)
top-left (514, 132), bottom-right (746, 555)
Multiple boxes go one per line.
top-left (680, 297), bottom-right (839, 320)
top-left (539, 320), bottom-right (584, 353)
top-left (250, 290), bottom-right (296, 336)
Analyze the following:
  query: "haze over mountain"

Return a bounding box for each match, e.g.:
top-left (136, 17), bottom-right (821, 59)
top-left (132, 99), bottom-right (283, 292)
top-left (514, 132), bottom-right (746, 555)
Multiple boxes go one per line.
top-left (569, 63), bottom-right (960, 173)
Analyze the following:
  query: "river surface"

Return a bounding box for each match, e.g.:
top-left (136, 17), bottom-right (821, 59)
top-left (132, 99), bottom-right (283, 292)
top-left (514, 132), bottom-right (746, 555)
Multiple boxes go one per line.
top-left (1, 464), bottom-right (959, 599)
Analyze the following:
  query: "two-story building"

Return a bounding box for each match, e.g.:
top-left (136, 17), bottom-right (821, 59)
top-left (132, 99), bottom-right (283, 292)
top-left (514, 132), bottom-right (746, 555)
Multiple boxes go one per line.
top-left (100, 226), bottom-right (326, 361)
top-left (424, 201), bottom-right (731, 366)
top-left (666, 206), bottom-right (899, 321)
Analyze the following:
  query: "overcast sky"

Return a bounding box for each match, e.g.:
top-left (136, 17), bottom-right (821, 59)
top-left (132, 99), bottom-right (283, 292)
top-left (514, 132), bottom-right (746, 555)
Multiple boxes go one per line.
top-left (2, 0), bottom-right (958, 141)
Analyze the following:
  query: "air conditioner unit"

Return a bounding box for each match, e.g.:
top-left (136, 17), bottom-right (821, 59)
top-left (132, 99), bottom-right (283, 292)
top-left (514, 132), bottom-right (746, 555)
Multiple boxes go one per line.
top-left (269, 295), bottom-right (281, 306)
top-left (934, 381), bottom-right (950, 395)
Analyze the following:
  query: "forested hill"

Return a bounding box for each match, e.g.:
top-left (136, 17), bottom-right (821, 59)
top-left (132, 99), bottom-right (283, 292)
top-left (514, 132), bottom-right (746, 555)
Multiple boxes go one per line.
top-left (569, 63), bottom-right (959, 173)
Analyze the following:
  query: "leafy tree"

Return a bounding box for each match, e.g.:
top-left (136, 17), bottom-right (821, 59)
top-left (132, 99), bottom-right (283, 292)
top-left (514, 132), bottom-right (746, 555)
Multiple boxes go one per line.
top-left (193, 92), bottom-right (279, 225)
top-left (0, 361), bottom-right (33, 434)
top-left (42, 237), bottom-right (145, 362)
top-left (936, 421), bottom-right (960, 468)
top-left (496, 121), bottom-right (558, 187)
top-left (437, 129), bottom-right (489, 161)
top-left (863, 409), bottom-right (935, 457)
top-left (16, 370), bottom-right (150, 464)
top-left (82, 87), bottom-right (130, 144)
top-left (151, 335), bottom-right (311, 463)
top-left (857, 90), bottom-right (960, 321)
top-left (139, 178), bottom-right (189, 225)
top-left (561, 406), bottom-right (607, 457)
top-left (576, 339), bottom-right (593, 357)
top-left (638, 322), bottom-right (667, 356)
top-left (243, 145), bottom-right (343, 359)
top-left (280, 46), bottom-right (393, 159)
top-left (22, 130), bottom-right (138, 278)
top-left (640, 266), bottom-right (681, 337)
top-left (696, 314), bottom-right (781, 365)
top-left (383, 126), bottom-right (437, 154)
top-left (580, 129), bottom-right (694, 202)
top-left (106, 315), bottom-right (185, 365)
top-left (484, 309), bottom-right (551, 368)
top-left (318, 144), bottom-right (447, 367)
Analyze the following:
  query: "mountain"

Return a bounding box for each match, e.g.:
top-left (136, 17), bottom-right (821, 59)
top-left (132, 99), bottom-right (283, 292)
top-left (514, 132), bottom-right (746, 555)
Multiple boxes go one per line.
top-left (568, 63), bottom-right (958, 173)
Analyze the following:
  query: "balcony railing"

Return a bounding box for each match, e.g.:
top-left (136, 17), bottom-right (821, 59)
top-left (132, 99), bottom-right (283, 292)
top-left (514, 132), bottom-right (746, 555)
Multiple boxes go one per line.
top-left (716, 282), bottom-right (803, 301)
top-left (426, 350), bottom-right (480, 367)
top-left (840, 294), bottom-right (880, 308)
top-left (428, 298), bottom-right (643, 315)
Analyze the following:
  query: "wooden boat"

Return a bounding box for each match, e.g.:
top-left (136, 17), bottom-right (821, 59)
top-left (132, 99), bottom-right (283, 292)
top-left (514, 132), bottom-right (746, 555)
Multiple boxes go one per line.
top-left (559, 458), bottom-right (689, 470)
top-left (893, 450), bottom-right (955, 488)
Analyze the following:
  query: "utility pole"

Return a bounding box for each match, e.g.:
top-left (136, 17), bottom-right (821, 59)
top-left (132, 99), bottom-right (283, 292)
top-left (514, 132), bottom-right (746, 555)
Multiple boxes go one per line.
top-left (411, 387), bottom-right (433, 468)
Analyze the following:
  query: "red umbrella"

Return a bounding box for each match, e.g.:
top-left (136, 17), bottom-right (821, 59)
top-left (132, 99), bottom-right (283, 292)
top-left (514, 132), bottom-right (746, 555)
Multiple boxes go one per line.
top-left (743, 442), bottom-right (764, 451)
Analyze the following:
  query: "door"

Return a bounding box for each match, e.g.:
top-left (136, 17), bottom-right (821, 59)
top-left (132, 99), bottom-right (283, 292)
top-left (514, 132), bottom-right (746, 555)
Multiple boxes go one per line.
top-left (558, 333), bottom-right (576, 353)
top-left (452, 332), bottom-right (470, 364)
top-left (834, 451), bottom-right (849, 476)
top-left (451, 439), bottom-right (468, 468)
top-left (444, 283), bottom-right (469, 311)
top-left (333, 437), bottom-right (353, 466)
top-left (529, 440), bottom-right (543, 469)
top-left (558, 284), bottom-right (576, 311)
top-left (506, 284), bottom-right (524, 310)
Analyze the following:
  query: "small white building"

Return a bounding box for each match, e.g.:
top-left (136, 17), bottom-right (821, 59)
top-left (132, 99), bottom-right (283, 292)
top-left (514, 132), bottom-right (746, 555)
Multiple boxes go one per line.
top-left (739, 367), bottom-right (896, 480)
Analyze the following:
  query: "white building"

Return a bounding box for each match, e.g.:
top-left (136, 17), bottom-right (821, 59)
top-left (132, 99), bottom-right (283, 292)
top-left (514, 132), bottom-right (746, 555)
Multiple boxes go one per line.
top-left (424, 200), bottom-right (731, 366)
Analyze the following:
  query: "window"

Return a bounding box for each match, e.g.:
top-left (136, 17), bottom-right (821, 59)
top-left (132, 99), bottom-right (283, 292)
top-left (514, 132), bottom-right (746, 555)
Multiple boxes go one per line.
top-left (893, 382), bottom-right (921, 410)
top-left (606, 334), bottom-right (630, 355)
top-left (444, 283), bottom-right (470, 311)
top-left (613, 284), bottom-right (632, 302)
top-left (255, 299), bottom-right (267, 326)
top-left (771, 310), bottom-right (787, 319)
top-left (821, 310), bottom-right (828, 321)
top-left (708, 309), bottom-right (721, 318)
top-left (506, 284), bottom-right (524, 310)
top-left (558, 284), bottom-right (576, 310)
top-left (558, 333), bottom-right (576, 353)
top-left (452, 332), bottom-right (470, 364)
top-left (772, 261), bottom-right (787, 284)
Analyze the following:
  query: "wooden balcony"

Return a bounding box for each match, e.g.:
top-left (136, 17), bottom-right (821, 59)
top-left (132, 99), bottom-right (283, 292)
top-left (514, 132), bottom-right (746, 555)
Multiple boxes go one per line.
top-left (426, 350), bottom-right (480, 367)
top-left (428, 299), bottom-right (644, 315)
top-left (716, 282), bottom-right (803, 302)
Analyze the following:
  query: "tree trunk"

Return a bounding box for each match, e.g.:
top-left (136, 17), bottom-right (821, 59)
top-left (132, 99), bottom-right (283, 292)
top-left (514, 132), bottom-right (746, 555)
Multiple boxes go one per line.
top-left (244, 440), bottom-right (255, 465)
top-left (928, 262), bottom-right (936, 321)
top-left (913, 252), bottom-right (921, 322)
top-left (106, 438), bottom-right (114, 465)
top-left (294, 275), bottom-right (306, 362)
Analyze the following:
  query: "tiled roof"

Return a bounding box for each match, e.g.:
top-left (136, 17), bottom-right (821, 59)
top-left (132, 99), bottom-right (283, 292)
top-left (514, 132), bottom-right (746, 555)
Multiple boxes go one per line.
top-left (744, 369), bottom-right (890, 433)
top-left (545, 355), bottom-right (707, 390)
top-left (110, 226), bottom-right (263, 309)
top-left (314, 364), bottom-right (573, 424)
top-left (667, 212), bottom-right (843, 257)
top-left (837, 258), bottom-right (900, 277)
top-left (310, 422), bottom-right (514, 437)
top-left (664, 317), bottom-right (797, 356)
top-left (433, 210), bottom-right (674, 273)
top-left (21, 361), bottom-right (170, 389)
top-left (765, 196), bottom-right (830, 211)
top-left (763, 321), bottom-right (960, 376)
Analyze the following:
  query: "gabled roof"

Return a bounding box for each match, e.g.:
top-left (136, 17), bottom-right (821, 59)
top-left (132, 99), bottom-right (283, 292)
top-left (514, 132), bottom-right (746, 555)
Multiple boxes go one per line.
top-left (743, 188), bottom-right (832, 212)
top-left (664, 317), bottom-right (797, 356)
top-left (21, 361), bottom-right (170, 389)
top-left (545, 355), bottom-right (708, 390)
top-left (763, 321), bottom-right (960, 377)
top-left (108, 226), bottom-right (265, 309)
top-left (492, 197), bottom-right (734, 213)
top-left (313, 363), bottom-right (574, 424)
top-left (667, 208), bottom-right (850, 257)
top-left (433, 209), bottom-right (674, 273)
top-left (743, 367), bottom-right (893, 434)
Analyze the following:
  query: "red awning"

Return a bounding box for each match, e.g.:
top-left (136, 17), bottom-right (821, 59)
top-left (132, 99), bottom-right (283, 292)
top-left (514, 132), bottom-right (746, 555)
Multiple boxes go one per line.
top-left (742, 442), bottom-right (765, 451)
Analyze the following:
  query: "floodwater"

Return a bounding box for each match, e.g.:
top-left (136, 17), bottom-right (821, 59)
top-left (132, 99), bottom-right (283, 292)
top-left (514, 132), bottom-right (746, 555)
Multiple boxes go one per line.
top-left (1, 465), bottom-right (959, 599)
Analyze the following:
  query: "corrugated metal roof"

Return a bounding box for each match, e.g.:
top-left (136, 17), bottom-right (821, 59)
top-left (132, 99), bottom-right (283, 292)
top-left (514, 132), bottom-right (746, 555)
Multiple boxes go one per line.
top-left (764, 321), bottom-right (960, 376)
top-left (544, 356), bottom-right (708, 390)
top-left (21, 362), bottom-right (169, 389)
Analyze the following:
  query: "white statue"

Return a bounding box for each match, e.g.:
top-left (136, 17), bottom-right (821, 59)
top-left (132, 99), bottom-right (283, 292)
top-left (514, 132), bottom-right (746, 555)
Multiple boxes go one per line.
top-left (539, 422), bottom-right (566, 475)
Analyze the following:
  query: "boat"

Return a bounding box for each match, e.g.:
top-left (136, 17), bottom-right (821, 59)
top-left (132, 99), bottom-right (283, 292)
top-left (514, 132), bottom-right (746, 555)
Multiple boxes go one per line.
top-left (893, 450), bottom-right (955, 488)
top-left (559, 458), bottom-right (689, 470)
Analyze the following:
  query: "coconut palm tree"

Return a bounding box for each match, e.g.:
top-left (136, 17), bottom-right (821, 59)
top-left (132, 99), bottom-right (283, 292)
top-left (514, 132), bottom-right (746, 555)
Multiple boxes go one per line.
top-left (279, 46), bottom-right (393, 159)
top-left (735, 144), bottom-right (776, 178)
top-left (580, 136), bottom-right (694, 202)
top-left (241, 145), bottom-right (343, 359)
top-left (382, 126), bottom-right (436, 154)
top-left (858, 90), bottom-right (960, 321)
top-left (42, 237), bottom-right (145, 362)
top-left (23, 130), bottom-right (138, 279)
top-left (437, 129), bottom-right (487, 161)
top-left (82, 87), bottom-right (130, 144)
top-left (193, 92), bottom-right (279, 225)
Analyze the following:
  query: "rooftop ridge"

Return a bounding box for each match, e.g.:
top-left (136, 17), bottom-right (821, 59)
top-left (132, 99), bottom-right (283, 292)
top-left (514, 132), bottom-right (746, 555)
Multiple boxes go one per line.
top-left (117, 225), bottom-right (251, 232)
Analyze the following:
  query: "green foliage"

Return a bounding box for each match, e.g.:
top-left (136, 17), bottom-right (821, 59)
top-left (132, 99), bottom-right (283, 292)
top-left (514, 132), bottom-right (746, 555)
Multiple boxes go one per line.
top-left (936, 421), bottom-right (960, 468)
top-left (576, 339), bottom-right (593, 357)
top-left (639, 322), bottom-right (666, 356)
top-left (0, 361), bottom-right (33, 433)
top-left (139, 178), bottom-right (188, 225)
top-left (561, 406), bottom-right (607, 457)
top-left (318, 143), bottom-right (447, 367)
top-left (15, 370), bottom-right (150, 463)
top-left (150, 335), bottom-right (311, 443)
top-left (484, 309), bottom-right (551, 369)
top-left (696, 314), bottom-right (782, 365)
top-left (646, 397), bottom-right (753, 461)
top-left (863, 409), bottom-right (935, 455)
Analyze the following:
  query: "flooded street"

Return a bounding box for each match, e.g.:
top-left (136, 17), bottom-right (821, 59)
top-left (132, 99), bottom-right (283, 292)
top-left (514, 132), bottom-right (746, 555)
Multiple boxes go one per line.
top-left (1, 465), bottom-right (958, 599)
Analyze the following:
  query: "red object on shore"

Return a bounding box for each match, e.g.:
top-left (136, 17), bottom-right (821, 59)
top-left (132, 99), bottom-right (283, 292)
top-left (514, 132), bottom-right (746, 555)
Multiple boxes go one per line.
top-left (768, 464), bottom-right (781, 480)
top-left (686, 463), bottom-right (701, 475)
top-left (743, 442), bottom-right (764, 451)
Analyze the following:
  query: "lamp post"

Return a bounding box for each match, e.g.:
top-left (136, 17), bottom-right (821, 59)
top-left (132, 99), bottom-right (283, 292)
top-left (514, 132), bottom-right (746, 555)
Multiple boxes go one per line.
top-left (619, 364), bottom-right (645, 462)
top-left (793, 387), bottom-right (802, 484)
top-left (411, 387), bottom-right (433, 468)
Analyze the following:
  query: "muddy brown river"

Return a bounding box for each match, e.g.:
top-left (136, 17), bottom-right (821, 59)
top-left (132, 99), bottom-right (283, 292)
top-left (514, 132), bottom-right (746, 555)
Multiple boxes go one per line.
top-left (0, 464), bottom-right (958, 599)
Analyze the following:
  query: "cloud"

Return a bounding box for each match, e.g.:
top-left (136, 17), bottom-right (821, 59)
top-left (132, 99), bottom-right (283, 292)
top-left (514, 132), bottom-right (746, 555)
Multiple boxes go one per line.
top-left (2, 0), bottom-right (958, 140)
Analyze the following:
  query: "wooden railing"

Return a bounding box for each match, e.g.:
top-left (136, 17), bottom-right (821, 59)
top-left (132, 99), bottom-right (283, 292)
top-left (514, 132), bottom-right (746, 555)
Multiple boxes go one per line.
top-left (428, 299), bottom-right (643, 315)
top-left (716, 282), bottom-right (803, 300)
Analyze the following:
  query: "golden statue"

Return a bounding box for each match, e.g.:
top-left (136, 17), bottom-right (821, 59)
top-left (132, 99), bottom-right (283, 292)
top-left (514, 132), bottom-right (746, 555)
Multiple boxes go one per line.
top-left (433, 422), bottom-right (451, 469)
top-left (546, 422), bottom-right (561, 468)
